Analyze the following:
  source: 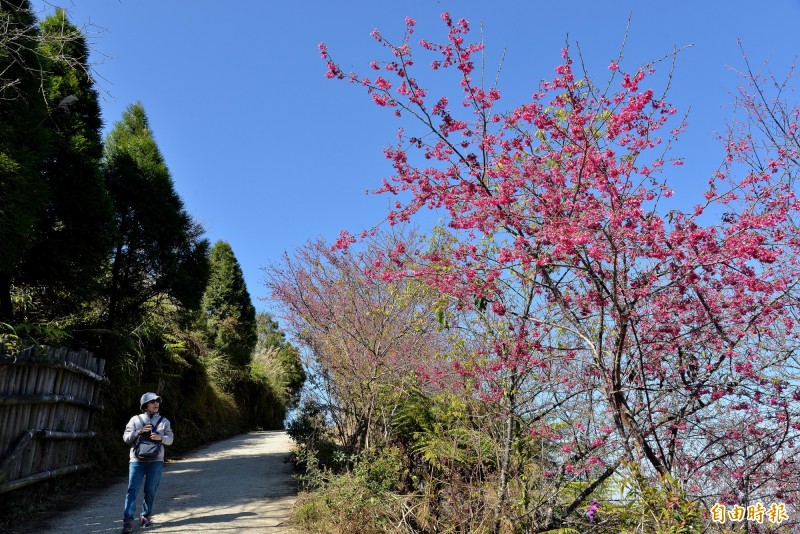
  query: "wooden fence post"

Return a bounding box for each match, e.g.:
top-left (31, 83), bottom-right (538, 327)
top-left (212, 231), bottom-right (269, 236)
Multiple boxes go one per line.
top-left (0, 346), bottom-right (106, 495)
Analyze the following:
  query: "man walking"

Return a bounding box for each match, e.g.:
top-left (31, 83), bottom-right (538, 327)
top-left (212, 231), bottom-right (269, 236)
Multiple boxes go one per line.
top-left (121, 392), bottom-right (174, 533)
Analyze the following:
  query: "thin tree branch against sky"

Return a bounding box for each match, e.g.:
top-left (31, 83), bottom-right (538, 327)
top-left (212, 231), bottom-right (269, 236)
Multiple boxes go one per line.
top-left (29, 0), bottom-right (800, 311)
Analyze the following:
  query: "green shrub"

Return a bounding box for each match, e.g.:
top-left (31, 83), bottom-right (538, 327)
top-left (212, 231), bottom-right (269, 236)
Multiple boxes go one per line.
top-left (601, 462), bottom-right (705, 533)
top-left (353, 446), bottom-right (405, 494)
top-left (293, 447), bottom-right (410, 534)
top-left (287, 399), bottom-right (328, 451)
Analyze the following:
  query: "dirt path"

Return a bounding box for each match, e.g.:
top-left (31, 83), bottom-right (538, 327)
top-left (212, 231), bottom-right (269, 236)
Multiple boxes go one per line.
top-left (15, 431), bottom-right (298, 533)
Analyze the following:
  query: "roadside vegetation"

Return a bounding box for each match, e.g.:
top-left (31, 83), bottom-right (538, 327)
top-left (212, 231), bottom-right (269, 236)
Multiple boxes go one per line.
top-left (6, 2), bottom-right (800, 532)
top-left (0, 2), bottom-right (303, 528)
top-left (272, 11), bottom-right (800, 534)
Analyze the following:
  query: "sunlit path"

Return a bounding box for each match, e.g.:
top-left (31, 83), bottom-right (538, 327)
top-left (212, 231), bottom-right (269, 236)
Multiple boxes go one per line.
top-left (16, 431), bottom-right (297, 533)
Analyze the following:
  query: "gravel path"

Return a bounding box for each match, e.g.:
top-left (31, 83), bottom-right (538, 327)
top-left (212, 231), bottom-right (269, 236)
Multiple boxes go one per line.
top-left (16, 431), bottom-right (298, 533)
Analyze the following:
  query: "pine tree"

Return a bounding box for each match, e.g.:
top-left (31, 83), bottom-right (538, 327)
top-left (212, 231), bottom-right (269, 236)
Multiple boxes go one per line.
top-left (202, 241), bottom-right (256, 368)
top-left (103, 102), bottom-right (209, 330)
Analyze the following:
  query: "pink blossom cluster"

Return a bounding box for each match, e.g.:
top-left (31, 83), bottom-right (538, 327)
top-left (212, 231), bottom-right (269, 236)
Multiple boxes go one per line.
top-left (320, 12), bottom-right (800, 516)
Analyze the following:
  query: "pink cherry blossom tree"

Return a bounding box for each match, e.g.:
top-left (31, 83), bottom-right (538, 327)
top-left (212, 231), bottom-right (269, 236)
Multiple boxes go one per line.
top-left (320, 13), bottom-right (800, 530)
top-left (265, 229), bottom-right (451, 451)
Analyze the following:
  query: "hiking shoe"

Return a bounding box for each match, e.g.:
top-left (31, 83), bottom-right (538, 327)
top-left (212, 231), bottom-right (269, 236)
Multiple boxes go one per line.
top-left (141, 514), bottom-right (153, 528)
top-left (121, 519), bottom-right (134, 533)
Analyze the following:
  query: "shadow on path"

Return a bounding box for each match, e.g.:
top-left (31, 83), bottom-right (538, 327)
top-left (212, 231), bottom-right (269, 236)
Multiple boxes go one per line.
top-left (9, 431), bottom-right (298, 533)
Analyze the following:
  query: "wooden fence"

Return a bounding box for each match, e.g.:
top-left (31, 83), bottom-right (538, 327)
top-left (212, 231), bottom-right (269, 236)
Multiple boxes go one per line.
top-left (0, 345), bottom-right (106, 495)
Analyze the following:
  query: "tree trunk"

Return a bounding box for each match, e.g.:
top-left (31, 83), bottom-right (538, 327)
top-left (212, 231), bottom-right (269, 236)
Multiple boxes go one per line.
top-left (492, 387), bottom-right (515, 533)
top-left (106, 242), bottom-right (124, 330)
top-left (0, 272), bottom-right (12, 324)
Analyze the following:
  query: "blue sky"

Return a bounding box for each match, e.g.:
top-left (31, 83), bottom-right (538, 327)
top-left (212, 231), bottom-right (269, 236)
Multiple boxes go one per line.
top-left (31, 0), bottom-right (800, 312)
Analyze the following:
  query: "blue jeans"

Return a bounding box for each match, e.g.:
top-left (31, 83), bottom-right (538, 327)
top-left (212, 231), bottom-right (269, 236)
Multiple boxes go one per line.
top-left (124, 461), bottom-right (164, 521)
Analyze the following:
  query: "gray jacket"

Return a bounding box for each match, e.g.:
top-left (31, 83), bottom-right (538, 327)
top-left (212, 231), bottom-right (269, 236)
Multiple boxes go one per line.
top-left (123, 413), bottom-right (174, 462)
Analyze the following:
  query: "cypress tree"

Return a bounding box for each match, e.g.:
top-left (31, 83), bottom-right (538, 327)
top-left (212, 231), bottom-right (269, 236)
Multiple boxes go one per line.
top-left (14, 9), bottom-right (113, 318)
top-left (202, 241), bottom-right (257, 368)
top-left (103, 102), bottom-right (209, 330)
top-left (0, 0), bottom-right (51, 321)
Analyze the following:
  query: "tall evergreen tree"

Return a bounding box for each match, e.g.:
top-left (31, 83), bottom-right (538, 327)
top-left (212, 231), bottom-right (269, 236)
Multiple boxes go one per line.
top-left (103, 102), bottom-right (209, 330)
top-left (14, 9), bottom-right (112, 318)
top-left (202, 241), bottom-right (256, 368)
top-left (0, 0), bottom-right (51, 321)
